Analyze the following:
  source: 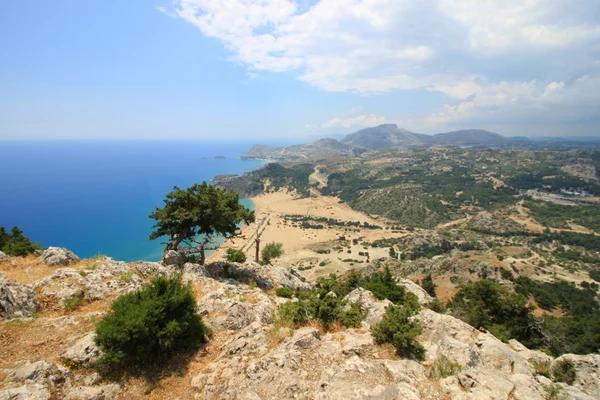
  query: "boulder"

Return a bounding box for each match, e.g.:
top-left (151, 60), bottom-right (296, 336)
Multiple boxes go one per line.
top-left (0, 251), bottom-right (8, 263)
top-left (61, 332), bottom-right (102, 367)
top-left (161, 250), bottom-right (186, 266)
top-left (398, 279), bottom-right (433, 306)
top-left (39, 247), bottom-right (79, 266)
top-left (0, 272), bottom-right (38, 319)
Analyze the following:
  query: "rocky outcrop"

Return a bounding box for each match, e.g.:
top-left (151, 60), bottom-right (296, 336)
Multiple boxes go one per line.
top-left (39, 247), bottom-right (79, 266)
top-left (61, 332), bottom-right (102, 367)
top-left (32, 258), bottom-right (144, 306)
top-left (205, 261), bottom-right (311, 291)
top-left (0, 251), bottom-right (8, 264)
top-left (343, 287), bottom-right (391, 326)
top-left (161, 250), bottom-right (186, 266)
top-left (0, 272), bottom-right (38, 319)
top-left (0, 360), bottom-right (119, 400)
top-left (399, 279), bottom-right (433, 306)
top-left (197, 282), bottom-right (276, 331)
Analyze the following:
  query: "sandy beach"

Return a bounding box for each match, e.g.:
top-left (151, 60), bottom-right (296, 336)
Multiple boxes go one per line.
top-left (207, 190), bottom-right (408, 281)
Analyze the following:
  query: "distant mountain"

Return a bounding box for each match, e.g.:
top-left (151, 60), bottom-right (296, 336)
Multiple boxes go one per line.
top-left (340, 124), bottom-right (423, 149)
top-left (340, 124), bottom-right (510, 149)
top-left (244, 137), bottom-right (361, 160)
top-left (430, 129), bottom-right (511, 146)
top-left (244, 125), bottom-right (600, 160)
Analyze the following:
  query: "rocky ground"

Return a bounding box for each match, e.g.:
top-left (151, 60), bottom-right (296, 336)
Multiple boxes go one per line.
top-left (1, 247), bottom-right (598, 399)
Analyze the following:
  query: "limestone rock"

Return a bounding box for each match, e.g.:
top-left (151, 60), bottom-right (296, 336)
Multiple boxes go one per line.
top-left (63, 384), bottom-right (120, 400)
top-left (0, 384), bottom-right (51, 400)
top-left (552, 354), bottom-right (600, 398)
top-left (0, 251), bottom-right (8, 263)
top-left (32, 259), bottom-right (144, 305)
top-left (316, 356), bottom-right (422, 400)
top-left (343, 287), bottom-right (391, 326)
top-left (398, 279), bottom-right (433, 306)
top-left (0, 272), bottom-right (38, 319)
top-left (7, 360), bottom-right (68, 383)
top-left (61, 332), bottom-right (102, 367)
top-left (198, 283), bottom-right (275, 332)
top-left (161, 250), bottom-right (186, 266)
top-left (39, 247), bottom-right (79, 266)
top-left (205, 261), bottom-right (311, 291)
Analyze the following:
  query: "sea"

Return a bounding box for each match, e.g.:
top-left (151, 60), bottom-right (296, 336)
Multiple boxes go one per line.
top-left (0, 140), bottom-right (284, 262)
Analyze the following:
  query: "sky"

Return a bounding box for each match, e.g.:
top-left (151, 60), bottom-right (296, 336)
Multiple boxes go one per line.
top-left (1, 0), bottom-right (599, 140)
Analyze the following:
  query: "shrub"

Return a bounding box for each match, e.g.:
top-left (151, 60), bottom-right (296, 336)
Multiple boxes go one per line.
top-left (429, 354), bottom-right (462, 379)
top-left (64, 291), bottom-right (85, 311)
top-left (276, 287), bottom-right (294, 298)
top-left (95, 276), bottom-right (210, 373)
top-left (362, 266), bottom-right (407, 304)
top-left (261, 242), bottom-right (283, 265)
top-left (225, 248), bottom-right (246, 263)
top-left (427, 298), bottom-right (447, 313)
top-left (371, 305), bottom-right (425, 360)
top-left (421, 274), bottom-right (437, 297)
top-left (276, 300), bottom-right (314, 326)
top-left (552, 359), bottom-right (576, 385)
top-left (532, 360), bottom-right (551, 378)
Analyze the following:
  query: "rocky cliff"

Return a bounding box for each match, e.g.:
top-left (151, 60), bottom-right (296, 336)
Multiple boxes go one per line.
top-left (1, 249), bottom-right (598, 400)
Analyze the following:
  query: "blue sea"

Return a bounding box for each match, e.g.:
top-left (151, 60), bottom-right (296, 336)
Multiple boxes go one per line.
top-left (0, 140), bottom-right (278, 262)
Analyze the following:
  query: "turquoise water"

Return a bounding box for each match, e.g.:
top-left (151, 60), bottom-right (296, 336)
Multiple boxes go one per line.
top-left (0, 141), bottom-right (268, 261)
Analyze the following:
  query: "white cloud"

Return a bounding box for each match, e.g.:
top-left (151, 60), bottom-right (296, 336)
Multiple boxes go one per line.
top-left (160, 0), bottom-right (600, 129)
top-left (323, 114), bottom-right (386, 128)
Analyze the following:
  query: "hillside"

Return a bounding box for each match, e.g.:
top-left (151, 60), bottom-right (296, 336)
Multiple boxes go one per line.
top-left (1, 249), bottom-right (599, 399)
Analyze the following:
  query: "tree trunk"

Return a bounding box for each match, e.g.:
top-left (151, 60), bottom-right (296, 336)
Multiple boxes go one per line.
top-left (199, 244), bottom-right (206, 265)
top-left (169, 230), bottom-right (187, 251)
top-left (255, 238), bottom-right (260, 263)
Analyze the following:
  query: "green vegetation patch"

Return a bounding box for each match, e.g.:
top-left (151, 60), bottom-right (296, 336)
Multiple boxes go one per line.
top-left (0, 226), bottom-right (42, 257)
top-left (95, 276), bottom-right (210, 374)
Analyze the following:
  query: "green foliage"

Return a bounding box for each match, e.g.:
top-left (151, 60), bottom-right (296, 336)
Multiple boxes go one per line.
top-left (429, 354), bottom-right (462, 379)
top-left (149, 182), bottom-right (255, 264)
top-left (261, 242), bottom-right (283, 265)
top-left (0, 226), bottom-right (42, 257)
top-left (221, 163), bottom-right (314, 198)
top-left (526, 200), bottom-right (600, 232)
top-left (543, 384), bottom-right (563, 400)
top-left (225, 248), bottom-right (247, 263)
top-left (421, 274), bottom-right (437, 297)
top-left (371, 305), bottom-right (425, 360)
top-left (95, 276), bottom-right (210, 373)
top-left (552, 359), bottom-right (576, 385)
top-left (63, 291), bottom-right (85, 311)
top-left (590, 269), bottom-right (600, 282)
top-left (427, 298), bottom-right (447, 313)
top-left (362, 267), bottom-right (417, 309)
top-left (450, 280), bottom-right (541, 347)
top-left (515, 277), bottom-right (600, 355)
top-left (275, 287), bottom-right (294, 298)
top-left (532, 360), bottom-right (551, 378)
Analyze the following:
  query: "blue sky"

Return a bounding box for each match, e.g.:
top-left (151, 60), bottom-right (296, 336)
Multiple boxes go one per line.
top-left (1, 0), bottom-right (599, 140)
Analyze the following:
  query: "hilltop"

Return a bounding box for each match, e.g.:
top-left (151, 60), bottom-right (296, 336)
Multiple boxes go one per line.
top-left (243, 125), bottom-right (600, 161)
